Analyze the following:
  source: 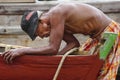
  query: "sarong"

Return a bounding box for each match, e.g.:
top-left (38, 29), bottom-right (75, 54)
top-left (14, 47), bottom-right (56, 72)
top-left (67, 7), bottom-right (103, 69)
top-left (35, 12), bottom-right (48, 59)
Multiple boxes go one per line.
top-left (79, 21), bottom-right (120, 80)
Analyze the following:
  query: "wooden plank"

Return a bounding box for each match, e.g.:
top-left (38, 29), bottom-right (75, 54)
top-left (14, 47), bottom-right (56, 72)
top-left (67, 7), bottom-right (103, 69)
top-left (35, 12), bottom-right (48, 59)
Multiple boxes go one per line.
top-left (0, 43), bottom-right (25, 52)
top-left (0, 0), bottom-right (35, 3)
top-left (0, 1), bottom-right (120, 15)
top-left (0, 26), bottom-right (24, 34)
top-left (0, 3), bottom-right (53, 15)
top-left (88, 1), bottom-right (120, 13)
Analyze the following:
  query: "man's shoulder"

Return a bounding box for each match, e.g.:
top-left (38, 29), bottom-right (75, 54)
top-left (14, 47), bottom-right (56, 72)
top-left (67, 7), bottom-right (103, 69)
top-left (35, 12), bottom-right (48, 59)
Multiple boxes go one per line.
top-left (48, 3), bottom-right (69, 15)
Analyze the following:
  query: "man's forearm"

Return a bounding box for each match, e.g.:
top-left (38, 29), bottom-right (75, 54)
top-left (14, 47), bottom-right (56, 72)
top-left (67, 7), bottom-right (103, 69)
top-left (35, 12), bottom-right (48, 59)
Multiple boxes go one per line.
top-left (20, 46), bottom-right (57, 55)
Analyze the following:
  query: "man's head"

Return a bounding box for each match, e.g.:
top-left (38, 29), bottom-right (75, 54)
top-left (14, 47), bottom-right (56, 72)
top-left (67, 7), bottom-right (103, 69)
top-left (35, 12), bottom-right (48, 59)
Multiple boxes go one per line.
top-left (21, 10), bottom-right (43, 40)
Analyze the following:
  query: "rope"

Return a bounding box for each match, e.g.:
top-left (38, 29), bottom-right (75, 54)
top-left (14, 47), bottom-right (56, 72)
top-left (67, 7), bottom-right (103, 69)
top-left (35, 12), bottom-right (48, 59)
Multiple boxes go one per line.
top-left (53, 48), bottom-right (78, 80)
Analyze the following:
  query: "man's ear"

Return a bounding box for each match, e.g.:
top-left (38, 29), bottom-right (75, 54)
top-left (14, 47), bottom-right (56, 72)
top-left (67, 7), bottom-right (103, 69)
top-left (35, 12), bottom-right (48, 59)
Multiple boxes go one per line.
top-left (43, 22), bottom-right (47, 28)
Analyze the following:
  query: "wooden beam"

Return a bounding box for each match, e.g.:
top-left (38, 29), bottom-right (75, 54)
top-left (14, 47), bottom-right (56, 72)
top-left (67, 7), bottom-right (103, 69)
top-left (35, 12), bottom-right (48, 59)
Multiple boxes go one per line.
top-left (0, 1), bottom-right (120, 15)
top-left (0, 26), bottom-right (24, 34)
top-left (0, 3), bottom-right (55, 15)
top-left (0, 43), bottom-right (25, 52)
top-left (88, 1), bottom-right (120, 13)
top-left (0, 0), bottom-right (35, 3)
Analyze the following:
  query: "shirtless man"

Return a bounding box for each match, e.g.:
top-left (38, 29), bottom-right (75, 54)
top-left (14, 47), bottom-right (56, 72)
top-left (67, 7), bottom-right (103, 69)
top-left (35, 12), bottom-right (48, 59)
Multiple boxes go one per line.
top-left (1, 3), bottom-right (112, 63)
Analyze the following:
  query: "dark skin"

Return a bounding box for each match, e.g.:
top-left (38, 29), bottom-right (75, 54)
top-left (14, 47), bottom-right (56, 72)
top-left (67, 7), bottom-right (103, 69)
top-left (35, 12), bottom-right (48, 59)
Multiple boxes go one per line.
top-left (1, 3), bottom-right (112, 63)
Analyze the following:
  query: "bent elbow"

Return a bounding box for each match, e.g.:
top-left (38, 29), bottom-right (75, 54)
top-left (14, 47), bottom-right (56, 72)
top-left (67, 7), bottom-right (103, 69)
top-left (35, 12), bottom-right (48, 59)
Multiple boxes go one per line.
top-left (52, 49), bottom-right (58, 55)
top-left (70, 42), bottom-right (80, 48)
top-left (74, 41), bottom-right (80, 47)
top-left (50, 46), bottom-right (59, 55)
top-left (75, 43), bottom-right (80, 47)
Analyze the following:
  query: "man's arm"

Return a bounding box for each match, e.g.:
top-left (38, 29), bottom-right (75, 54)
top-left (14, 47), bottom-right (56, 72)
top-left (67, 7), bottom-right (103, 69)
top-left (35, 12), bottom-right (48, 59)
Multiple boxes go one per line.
top-left (58, 31), bottom-right (80, 55)
top-left (19, 10), bottom-right (65, 55)
top-left (1, 10), bottom-right (65, 63)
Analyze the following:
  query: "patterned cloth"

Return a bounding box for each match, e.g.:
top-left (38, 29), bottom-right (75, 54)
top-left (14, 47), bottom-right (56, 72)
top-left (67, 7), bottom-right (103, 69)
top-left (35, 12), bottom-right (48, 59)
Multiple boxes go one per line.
top-left (79, 21), bottom-right (120, 80)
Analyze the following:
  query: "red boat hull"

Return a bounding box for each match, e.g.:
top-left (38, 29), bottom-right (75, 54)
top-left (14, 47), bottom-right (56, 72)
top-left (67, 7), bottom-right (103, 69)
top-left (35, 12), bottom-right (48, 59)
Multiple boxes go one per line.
top-left (0, 55), bottom-right (103, 80)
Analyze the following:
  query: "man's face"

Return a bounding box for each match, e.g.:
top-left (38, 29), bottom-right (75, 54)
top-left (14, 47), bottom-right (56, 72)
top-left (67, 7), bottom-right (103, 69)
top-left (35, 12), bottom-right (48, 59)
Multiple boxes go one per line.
top-left (35, 22), bottom-right (50, 38)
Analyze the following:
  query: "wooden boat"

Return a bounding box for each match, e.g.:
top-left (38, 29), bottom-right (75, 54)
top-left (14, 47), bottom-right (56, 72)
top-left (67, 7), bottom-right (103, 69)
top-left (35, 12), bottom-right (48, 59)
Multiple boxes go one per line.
top-left (0, 54), bottom-right (103, 80)
top-left (0, 32), bottom-right (118, 80)
top-left (0, 44), bottom-right (104, 80)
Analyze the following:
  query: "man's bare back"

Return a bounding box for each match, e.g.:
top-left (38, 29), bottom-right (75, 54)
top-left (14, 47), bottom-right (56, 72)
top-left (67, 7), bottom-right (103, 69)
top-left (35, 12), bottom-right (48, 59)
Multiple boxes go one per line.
top-left (48, 3), bottom-right (112, 38)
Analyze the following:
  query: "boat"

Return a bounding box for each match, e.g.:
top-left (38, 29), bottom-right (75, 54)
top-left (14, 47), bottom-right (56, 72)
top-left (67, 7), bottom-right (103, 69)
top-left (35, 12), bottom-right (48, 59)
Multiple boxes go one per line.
top-left (0, 44), bottom-right (104, 80)
top-left (0, 54), bottom-right (103, 80)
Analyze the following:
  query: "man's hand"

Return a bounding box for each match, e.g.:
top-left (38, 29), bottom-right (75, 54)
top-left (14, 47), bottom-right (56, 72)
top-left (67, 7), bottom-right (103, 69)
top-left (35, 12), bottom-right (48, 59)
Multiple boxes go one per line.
top-left (1, 48), bottom-right (25, 64)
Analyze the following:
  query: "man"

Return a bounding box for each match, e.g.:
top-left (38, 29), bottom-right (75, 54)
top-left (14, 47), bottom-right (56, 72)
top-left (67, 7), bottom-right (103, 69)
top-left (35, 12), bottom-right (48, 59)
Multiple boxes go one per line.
top-left (1, 3), bottom-right (120, 80)
top-left (1, 3), bottom-right (112, 62)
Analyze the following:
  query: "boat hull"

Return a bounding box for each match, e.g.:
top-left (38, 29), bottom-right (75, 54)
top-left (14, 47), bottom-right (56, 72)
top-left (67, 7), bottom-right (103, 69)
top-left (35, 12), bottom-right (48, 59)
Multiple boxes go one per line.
top-left (0, 55), bottom-right (103, 80)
